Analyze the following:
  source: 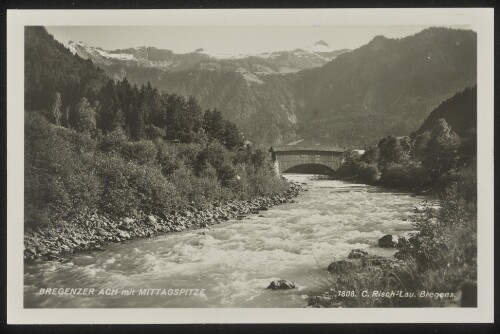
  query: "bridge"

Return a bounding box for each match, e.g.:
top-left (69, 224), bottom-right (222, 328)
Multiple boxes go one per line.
top-left (269, 144), bottom-right (346, 174)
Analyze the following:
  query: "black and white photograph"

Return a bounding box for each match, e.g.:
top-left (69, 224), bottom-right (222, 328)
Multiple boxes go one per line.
top-left (6, 8), bottom-right (494, 324)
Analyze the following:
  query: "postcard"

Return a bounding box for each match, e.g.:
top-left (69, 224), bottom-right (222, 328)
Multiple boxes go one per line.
top-left (7, 8), bottom-right (494, 323)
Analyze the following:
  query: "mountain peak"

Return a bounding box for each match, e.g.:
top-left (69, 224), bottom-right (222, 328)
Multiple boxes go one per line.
top-left (309, 40), bottom-right (332, 53)
top-left (314, 40), bottom-right (330, 47)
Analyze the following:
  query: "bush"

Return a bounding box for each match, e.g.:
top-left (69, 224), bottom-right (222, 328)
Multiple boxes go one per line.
top-left (25, 110), bottom-right (293, 228)
top-left (144, 124), bottom-right (166, 140)
top-left (99, 127), bottom-right (128, 153)
top-left (155, 141), bottom-right (182, 176)
top-left (120, 140), bottom-right (157, 165)
top-left (380, 160), bottom-right (428, 191)
top-left (25, 112), bottom-right (100, 225)
top-left (356, 162), bottom-right (381, 184)
top-left (94, 155), bottom-right (140, 217)
top-left (169, 165), bottom-right (219, 208)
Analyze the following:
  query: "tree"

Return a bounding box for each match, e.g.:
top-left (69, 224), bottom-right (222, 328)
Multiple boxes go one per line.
top-left (62, 105), bottom-right (70, 128)
top-left (129, 103), bottom-right (146, 141)
top-left (378, 135), bottom-right (410, 171)
top-left (165, 95), bottom-right (203, 143)
top-left (224, 121), bottom-right (244, 150)
top-left (422, 118), bottom-right (461, 180)
top-left (203, 109), bottom-right (226, 142)
top-left (413, 130), bottom-right (431, 160)
top-left (98, 80), bottom-right (123, 132)
top-left (51, 92), bottom-right (62, 126)
top-left (361, 146), bottom-right (380, 164)
top-left (75, 97), bottom-right (96, 133)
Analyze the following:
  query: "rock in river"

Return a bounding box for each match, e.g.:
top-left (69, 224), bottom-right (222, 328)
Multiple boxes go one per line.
top-left (347, 249), bottom-right (369, 259)
top-left (327, 260), bottom-right (357, 273)
top-left (378, 234), bottom-right (399, 248)
top-left (267, 279), bottom-right (296, 290)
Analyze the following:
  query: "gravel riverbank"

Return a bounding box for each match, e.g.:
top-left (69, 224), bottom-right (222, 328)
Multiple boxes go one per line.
top-left (24, 182), bottom-right (304, 262)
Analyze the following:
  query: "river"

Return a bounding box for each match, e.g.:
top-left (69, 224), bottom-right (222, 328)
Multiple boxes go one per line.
top-left (24, 174), bottom-right (429, 308)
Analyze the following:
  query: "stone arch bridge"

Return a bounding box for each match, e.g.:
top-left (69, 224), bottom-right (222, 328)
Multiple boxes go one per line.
top-left (269, 145), bottom-right (346, 174)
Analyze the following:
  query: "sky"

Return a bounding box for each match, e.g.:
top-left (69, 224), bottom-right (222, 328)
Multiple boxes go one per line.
top-left (44, 25), bottom-right (463, 55)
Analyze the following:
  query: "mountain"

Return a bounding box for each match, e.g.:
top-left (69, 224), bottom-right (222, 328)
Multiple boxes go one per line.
top-left (308, 40), bottom-right (346, 59)
top-left (67, 40), bottom-right (350, 75)
top-left (59, 27), bottom-right (476, 148)
top-left (292, 28), bottom-right (477, 147)
top-left (416, 86), bottom-right (476, 138)
top-left (64, 40), bottom-right (350, 145)
top-left (25, 27), bottom-right (107, 112)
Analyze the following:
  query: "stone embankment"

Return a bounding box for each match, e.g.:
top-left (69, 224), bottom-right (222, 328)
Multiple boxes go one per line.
top-left (24, 182), bottom-right (304, 262)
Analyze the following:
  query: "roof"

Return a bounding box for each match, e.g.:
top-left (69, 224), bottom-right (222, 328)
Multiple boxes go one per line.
top-left (269, 144), bottom-right (345, 153)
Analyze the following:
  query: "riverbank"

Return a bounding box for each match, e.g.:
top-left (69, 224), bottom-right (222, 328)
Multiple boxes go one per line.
top-left (307, 183), bottom-right (477, 308)
top-left (24, 182), bottom-right (304, 262)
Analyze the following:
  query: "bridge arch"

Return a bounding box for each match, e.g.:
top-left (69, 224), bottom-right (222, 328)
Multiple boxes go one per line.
top-left (269, 144), bottom-right (345, 175)
top-left (282, 163), bottom-right (335, 175)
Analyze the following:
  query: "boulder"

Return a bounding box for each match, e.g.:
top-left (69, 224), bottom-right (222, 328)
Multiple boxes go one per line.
top-left (119, 220), bottom-right (134, 231)
top-left (95, 228), bottom-right (109, 237)
top-left (327, 260), bottom-right (357, 273)
top-left (117, 230), bottom-right (131, 239)
top-left (147, 215), bottom-right (157, 225)
top-left (267, 279), bottom-right (296, 290)
top-left (378, 234), bottom-right (399, 248)
top-left (348, 249), bottom-right (369, 259)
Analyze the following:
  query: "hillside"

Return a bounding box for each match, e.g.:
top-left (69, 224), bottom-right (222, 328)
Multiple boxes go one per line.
top-left (67, 40), bottom-right (349, 74)
top-left (416, 86), bottom-right (476, 138)
top-left (293, 28), bottom-right (477, 147)
top-left (25, 26), bottom-right (107, 112)
top-left (114, 67), bottom-right (299, 145)
top-left (54, 27), bottom-right (477, 148)
top-left (24, 26), bottom-right (291, 230)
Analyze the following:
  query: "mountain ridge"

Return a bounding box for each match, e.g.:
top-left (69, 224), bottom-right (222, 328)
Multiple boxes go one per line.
top-left (60, 27), bottom-right (476, 148)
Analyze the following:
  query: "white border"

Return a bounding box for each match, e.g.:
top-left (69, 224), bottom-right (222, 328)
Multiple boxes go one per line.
top-left (7, 8), bottom-right (494, 324)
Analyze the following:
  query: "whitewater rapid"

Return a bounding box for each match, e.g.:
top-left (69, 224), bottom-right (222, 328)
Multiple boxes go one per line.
top-left (24, 174), bottom-right (428, 308)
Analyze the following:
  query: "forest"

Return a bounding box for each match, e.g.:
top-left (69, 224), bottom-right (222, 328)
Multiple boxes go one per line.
top-left (24, 27), bottom-right (289, 228)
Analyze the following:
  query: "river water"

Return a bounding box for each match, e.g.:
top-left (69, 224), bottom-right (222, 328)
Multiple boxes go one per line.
top-left (24, 174), bottom-right (429, 308)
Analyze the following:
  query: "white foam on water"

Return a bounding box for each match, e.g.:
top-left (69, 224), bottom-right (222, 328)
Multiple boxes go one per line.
top-left (24, 175), bottom-right (430, 308)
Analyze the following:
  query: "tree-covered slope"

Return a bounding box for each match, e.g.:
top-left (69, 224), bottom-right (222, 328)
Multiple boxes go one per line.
top-left (293, 27), bottom-right (477, 147)
top-left (109, 66), bottom-right (299, 146)
top-left (48, 26), bottom-right (477, 149)
top-left (25, 26), bottom-right (107, 112)
top-left (24, 27), bottom-right (290, 229)
top-left (416, 86), bottom-right (476, 138)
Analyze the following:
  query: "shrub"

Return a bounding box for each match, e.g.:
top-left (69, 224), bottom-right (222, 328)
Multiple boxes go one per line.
top-left (99, 127), bottom-right (128, 153)
top-left (356, 162), bottom-right (381, 184)
top-left (155, 141), bottom-right (182, 176)
top-left (120, 140), bottom-right (158, 165)
top-left (380, 160), bottom-right (428, 191)
top-left (144, 124), bottom-right (166, 140)
top-left (25, 112), bottom-right (100, 225)
top-left (94, 155), bottom-right (140, 217)
top-left (127, 162), bottom-right (180, 214)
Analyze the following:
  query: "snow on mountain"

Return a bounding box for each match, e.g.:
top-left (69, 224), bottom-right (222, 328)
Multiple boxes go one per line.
top-left (194, 48), bottom-right (252, 60)
top-left (64, 40), bottom-right (349, 76)
top-left (96, 48), bottom-right (135, 61)
top-left (194, 44), bottom-right (338, 61)
top-left (66, 41), bottom-right (136, 61)
top-left (66, 41), bottom-right (84, 55)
